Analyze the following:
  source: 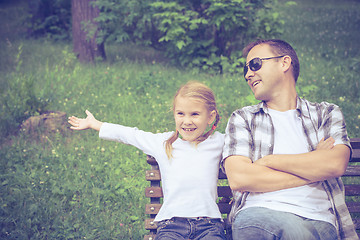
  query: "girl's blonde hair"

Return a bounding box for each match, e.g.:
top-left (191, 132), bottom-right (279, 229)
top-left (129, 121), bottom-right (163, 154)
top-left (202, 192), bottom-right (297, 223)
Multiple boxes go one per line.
top-left (165, 81), bottom-right (220, 159)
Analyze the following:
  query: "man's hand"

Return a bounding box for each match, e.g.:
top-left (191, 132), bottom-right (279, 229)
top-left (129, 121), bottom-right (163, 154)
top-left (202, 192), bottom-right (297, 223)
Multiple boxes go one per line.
top-left (316, 137), bottom-right (335, 150)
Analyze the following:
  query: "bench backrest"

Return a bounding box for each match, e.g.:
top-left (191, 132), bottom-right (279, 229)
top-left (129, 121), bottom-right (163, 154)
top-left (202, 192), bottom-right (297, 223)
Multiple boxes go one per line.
top-left (144, 138), bottom-right (360, 240)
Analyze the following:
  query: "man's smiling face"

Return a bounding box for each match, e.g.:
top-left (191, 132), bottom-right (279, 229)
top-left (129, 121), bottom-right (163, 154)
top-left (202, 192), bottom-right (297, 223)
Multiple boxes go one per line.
top-left (245, 44), bottom-right (284, 102)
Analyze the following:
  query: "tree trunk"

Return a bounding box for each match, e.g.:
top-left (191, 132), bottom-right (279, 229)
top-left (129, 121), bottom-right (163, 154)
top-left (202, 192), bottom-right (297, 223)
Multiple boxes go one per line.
top-left (72, 0), bottom-right (106, 63)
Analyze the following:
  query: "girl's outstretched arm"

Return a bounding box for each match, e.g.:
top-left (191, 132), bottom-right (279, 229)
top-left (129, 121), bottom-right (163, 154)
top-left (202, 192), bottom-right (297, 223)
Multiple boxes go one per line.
top-left (68, 110), bottom-right (103, 131)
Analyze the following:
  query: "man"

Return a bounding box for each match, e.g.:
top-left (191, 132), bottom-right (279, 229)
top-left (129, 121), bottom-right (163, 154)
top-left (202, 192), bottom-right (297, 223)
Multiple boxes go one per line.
top-left (222, 39), bottom-right (357, 239)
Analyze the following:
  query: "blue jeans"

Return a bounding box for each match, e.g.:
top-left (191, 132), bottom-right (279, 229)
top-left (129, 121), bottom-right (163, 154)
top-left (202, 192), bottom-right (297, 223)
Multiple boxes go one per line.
top-left (155, 217), bottom-right (227, 240)
top-left (232, 207), bottom-right (337, 240)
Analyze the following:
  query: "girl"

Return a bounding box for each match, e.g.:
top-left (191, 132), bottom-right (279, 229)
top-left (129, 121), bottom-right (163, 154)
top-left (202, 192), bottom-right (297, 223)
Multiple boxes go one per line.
top-left (68, 81), bottom-right (227, 239)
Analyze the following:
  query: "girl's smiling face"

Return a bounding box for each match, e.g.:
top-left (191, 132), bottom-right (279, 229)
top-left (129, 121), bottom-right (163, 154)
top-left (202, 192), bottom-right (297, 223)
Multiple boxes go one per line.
top-left (174, 96), bottom-right (216, 144)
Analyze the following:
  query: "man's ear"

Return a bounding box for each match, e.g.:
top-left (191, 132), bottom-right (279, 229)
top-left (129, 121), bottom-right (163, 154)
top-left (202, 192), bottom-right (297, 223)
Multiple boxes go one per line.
top-left (282, 55), bottom-right (292, 73)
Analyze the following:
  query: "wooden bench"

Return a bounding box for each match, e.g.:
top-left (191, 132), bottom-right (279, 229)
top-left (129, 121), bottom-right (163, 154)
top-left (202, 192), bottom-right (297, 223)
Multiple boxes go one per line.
top-left (144, 138), bottom-right (360, 240)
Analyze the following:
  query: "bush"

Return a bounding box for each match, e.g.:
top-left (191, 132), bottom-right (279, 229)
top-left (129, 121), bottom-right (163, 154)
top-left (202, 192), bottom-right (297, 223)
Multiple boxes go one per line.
top-left (148, 0), bottom-right (284, 73)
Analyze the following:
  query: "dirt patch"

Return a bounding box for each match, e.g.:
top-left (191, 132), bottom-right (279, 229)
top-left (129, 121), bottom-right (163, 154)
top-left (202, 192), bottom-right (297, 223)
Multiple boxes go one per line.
top-left (20, 111), bottom-right (72, 137)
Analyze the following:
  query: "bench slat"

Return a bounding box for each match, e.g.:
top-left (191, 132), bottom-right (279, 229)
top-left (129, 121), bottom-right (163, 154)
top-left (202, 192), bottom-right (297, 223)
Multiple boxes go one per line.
top-left (344, 165), bottom-right (360, 176)
top-left (146, 170), bottom-right (161, 181)
top-left (144, 235), bottom-right (156, 240)
top-left (145, 202), bottom-right (233, 215)
top-left (350, 138), bottom-right (360, 162)
top-left (145, 218), bottom-right (157, 230)
top-left (147, 155), bottom-right (157, 165)
top-left (346, 202), bottom-right (360, 213)
top-left (350, 138), bottom-right (360, 149)
top-left (144, 201), bottom-right (360, 223)
top-left (351, 149), bottom-right (360, 162)
top-left (217, 186), bottom-right (232, 197)
top-left (145, 204), bottom-right (162, 215)
top-left (352, 218), bottom-right (360, 234)
top-left (218, 202), bottom-right (232, 214)
top-left (345, 185), bottom-right (360, 196)
top-left (145, 187), bottom-right (163, 198)
top-left (219, 170), bottom-right (227, 179)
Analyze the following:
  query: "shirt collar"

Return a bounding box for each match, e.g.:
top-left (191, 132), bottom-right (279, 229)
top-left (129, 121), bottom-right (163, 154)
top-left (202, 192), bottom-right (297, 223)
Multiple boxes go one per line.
top-left (296, 96), bottom-right (311, 118)
top-left (249, 96), bottom-right (311, 118)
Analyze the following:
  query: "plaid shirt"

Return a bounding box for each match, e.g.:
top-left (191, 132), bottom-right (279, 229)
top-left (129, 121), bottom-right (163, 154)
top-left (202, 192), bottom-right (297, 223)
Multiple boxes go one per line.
top-left (222, 97), bottom-right (358, 240)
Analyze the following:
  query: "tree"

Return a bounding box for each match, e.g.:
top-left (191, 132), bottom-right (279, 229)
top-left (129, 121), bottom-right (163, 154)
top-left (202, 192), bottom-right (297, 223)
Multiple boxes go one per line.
top-left (72, 0), bottom-right (106, 63)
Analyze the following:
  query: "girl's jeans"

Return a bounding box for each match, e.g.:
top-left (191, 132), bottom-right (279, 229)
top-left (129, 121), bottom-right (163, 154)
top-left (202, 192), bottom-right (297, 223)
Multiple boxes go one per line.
top-left (155, 217), bottom-right (227, 240)
top-left (232, 207), bottom-right (338, 240)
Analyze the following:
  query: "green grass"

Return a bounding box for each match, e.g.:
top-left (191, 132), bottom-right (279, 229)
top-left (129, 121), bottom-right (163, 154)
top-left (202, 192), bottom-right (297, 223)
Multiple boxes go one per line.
top-left (1, 0), bottom-right (360, 239)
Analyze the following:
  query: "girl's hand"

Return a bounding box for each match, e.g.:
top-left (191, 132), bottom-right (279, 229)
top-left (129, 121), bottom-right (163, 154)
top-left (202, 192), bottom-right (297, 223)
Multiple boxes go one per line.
top-left (68, 110), bottom-right (102, 131)
top-left (316, 137), bottom-right (335, 150)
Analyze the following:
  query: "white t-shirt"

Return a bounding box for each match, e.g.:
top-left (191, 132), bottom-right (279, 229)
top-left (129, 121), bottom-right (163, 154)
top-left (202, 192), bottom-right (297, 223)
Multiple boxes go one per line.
top-left (242, 109), bottom-right (335, 226)
top-left (99, 123), bottom-right (224, 222)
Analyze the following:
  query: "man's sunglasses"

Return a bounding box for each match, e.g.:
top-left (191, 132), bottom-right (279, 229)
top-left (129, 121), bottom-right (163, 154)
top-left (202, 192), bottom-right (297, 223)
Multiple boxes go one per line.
top-left (243, 55), bottom-right (285, 79)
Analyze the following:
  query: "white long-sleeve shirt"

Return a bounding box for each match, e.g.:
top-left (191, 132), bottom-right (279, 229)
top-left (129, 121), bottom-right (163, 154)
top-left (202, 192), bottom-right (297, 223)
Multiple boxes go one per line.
top-left (99, 123), bottom-right (224, 222)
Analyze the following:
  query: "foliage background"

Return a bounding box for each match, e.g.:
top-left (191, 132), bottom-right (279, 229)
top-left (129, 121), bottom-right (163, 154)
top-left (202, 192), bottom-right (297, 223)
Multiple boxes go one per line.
top-left (0, 0), bottom-right (359, 239)
top-left (25, 0), bottom-right (285, 72)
